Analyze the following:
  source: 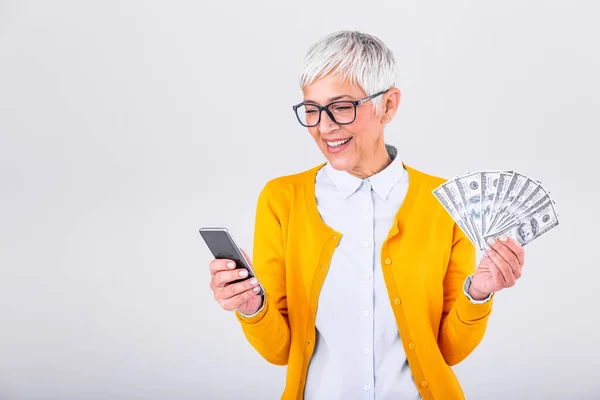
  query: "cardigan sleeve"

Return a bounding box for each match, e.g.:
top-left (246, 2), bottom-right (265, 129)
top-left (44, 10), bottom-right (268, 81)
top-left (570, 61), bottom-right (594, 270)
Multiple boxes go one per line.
top-left (235, 182), bottom-right (291, 365)
top-left (437, 222), bottom-right (494, 366)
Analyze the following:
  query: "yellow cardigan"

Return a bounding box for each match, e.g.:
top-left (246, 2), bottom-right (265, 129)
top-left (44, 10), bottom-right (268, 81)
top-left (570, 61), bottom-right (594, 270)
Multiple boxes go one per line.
top-left (236, 162), bottom-right (494, 400)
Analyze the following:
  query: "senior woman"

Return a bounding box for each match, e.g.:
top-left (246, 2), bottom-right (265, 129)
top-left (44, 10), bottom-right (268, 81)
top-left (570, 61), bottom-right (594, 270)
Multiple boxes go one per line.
top-left (208, 31), bottom-right (525, 400)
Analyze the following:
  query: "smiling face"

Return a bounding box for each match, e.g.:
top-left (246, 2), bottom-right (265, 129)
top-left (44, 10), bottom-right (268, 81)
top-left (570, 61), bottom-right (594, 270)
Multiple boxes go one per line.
top-left (301, 74), bottom-right (400, 178)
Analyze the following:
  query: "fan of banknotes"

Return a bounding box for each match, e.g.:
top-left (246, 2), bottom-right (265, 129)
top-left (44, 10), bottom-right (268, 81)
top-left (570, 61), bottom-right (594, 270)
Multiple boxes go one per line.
top-left (432, 171), bottom-right (559, 250)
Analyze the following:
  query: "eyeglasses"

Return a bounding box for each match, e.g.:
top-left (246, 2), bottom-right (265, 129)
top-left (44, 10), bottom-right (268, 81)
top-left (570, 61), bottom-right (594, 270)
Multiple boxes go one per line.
top-left (292, 90), bottom-right (387, 128)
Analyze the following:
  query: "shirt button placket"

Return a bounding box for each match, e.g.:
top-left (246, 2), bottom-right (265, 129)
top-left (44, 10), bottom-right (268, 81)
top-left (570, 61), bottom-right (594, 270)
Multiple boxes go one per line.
top-left (359, 180), bottom-right (375, 399)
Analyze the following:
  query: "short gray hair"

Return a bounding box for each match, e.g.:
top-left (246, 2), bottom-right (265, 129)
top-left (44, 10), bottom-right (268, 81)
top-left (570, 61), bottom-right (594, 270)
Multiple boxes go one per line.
top-left (299, 30), bottom-right (399, 113)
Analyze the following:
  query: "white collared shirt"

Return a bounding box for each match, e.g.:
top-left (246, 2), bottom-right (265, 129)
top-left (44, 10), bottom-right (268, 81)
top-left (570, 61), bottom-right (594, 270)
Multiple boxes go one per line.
top-left (304, 145), bottom-right (422, 400)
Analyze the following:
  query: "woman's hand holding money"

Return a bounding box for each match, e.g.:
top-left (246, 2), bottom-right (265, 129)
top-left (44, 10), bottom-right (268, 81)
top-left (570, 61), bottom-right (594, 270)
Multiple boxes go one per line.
top-left (469, 235), bottom-right (525, 300)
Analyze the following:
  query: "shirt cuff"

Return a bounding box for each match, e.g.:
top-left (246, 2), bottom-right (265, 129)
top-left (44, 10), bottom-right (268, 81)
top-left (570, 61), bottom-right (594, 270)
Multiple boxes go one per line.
top-left (463, 275), bottom-right (493, 304)
top-left (237, 295), bottom-right (265, 318)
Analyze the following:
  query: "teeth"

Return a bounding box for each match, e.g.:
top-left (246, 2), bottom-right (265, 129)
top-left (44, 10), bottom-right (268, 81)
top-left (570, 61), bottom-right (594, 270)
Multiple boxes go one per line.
top-left (327, 138), bottom-right (351, 147)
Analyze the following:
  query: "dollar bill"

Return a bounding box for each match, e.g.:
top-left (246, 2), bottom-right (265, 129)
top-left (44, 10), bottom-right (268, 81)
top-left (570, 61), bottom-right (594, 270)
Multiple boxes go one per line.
top-left (455, 172), bottom-right (483, 243)
top-left (487, 172), bottom-right (528, 234)
top-left (494, 177), bottom-right (539, 228)
top-left (490, 182), bottom-right (549, 233)
top-left (493, 193), bottom-right (551, 235)
top-left (484, 198), bottom-right (559, 246)
top-left (480, 171), bottom-right (504, 239)
top-left (440, 179), bottom-right (484, 250)
top-left (432, 186), bottom-right (478, 247)
top-left (486, 171), bottom-right (513, 235)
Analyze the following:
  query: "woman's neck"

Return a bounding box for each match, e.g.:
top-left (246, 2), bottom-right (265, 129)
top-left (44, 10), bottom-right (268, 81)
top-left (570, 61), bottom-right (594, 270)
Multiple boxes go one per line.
top-left (347, 144), bottom-right (392, 179)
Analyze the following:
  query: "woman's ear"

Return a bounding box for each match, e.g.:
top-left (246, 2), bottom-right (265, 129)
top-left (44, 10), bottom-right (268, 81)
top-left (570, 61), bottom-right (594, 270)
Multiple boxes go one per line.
top-left (380, 88), bottom-right (401, 123)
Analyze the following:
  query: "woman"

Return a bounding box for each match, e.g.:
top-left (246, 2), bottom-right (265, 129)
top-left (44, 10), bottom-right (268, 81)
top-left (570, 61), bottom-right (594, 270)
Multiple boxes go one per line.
top-left (208, 31), bottom-right (525, 400)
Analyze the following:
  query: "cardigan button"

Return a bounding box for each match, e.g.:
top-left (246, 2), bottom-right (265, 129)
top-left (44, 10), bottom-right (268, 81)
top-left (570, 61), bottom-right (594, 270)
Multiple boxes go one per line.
top-left (384, 258), bottom-right (392, 265)
top-left (394, 298), bottom-right (402, 305)
top-left (409, 342), bottom-right (416, 350)
top-left (421, 380), bottom-right (428, 388)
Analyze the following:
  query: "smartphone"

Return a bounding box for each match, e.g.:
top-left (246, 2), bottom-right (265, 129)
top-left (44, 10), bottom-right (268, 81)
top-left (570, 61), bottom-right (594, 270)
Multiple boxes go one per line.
top-left (199, 227), bottom-right (265, 296)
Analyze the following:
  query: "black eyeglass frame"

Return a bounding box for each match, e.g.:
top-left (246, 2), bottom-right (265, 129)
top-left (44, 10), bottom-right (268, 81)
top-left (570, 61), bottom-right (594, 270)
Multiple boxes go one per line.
top-left (292, 90), bottom-right (388, 127)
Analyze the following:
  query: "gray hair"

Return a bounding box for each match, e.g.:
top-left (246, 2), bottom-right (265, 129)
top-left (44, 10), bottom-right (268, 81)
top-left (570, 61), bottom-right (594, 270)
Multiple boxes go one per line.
top-left (299, 30), bottom-right (399, 113)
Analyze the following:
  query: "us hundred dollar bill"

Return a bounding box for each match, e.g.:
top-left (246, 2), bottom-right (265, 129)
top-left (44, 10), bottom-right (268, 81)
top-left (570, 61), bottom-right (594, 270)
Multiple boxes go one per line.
top-left (480, 171), bottom-right (502, 238)
top-left (488, 172), bottom-right (528, 233)
top-left (485, 199), bottom-right (559, 246)
top-left (455, 172), bottom-right (483, 240)
top-left (486, 171), bottom-right (513, 235)
top-left (432, 186), bottom-right (478, 247)
top-left (489, 192), bottom-right (552, 235)
top-left (492, 182), bottom-right (549, 233)
top-left (442, 179), bottom-right (483, 250)
top-left (495, 177), bottom-right (540, 228)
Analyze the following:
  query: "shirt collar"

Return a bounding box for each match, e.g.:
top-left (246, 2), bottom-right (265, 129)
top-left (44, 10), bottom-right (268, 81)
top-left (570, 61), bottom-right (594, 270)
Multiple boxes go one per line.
top-left (323, 144), bottom-right (405, 200)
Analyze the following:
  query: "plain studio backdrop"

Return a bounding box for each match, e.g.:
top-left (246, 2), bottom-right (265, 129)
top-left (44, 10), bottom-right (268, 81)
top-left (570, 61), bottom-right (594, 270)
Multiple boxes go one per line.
top-left (1, 1), bottom-right (599, 399)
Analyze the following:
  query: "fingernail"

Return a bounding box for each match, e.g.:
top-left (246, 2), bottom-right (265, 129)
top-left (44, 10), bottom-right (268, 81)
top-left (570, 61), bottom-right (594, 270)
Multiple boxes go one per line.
top-left (499, 235), bottom-right (507, 242)
top-left (484, 244), bottom-right (491, 251)
top-left (239, 269), bottom-right (248, 277)
top-left (487, 237), bottom-right (496, 245)
top-left (253, 286), bottom-right (260, 292)
top-left (227, 261), bottom-right (235, 269)
top-left (250, 278), bottom-right (258, 285)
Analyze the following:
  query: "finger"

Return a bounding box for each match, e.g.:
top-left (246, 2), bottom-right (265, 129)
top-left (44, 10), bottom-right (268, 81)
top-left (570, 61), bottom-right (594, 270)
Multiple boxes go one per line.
top-left (484, 246), bottom-right (516, 287)
top-left (219, 286), bottom-right (262, 312)
top-left (213, 268), bottom-right (251, 288)
top-left (497, 235), bottom-right (525, 266)
top-left (209, 258), bottom-right (237, 275)
top-left (218, 276), bottom-right (261, 300)
top-left (487, 237), bottom-right (521, 278)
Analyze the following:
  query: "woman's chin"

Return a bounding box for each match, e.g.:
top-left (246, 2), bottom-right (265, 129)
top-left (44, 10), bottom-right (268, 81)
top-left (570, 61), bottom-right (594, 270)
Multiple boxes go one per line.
top-left (320, 143), bottom-right (356, 171)
top-left (326, 155), bottom-right (354, 171)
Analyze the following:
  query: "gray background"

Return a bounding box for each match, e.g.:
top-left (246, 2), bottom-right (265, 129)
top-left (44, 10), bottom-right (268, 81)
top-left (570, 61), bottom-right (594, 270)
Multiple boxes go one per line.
top-left (1, 1), bottom-right (599, 399)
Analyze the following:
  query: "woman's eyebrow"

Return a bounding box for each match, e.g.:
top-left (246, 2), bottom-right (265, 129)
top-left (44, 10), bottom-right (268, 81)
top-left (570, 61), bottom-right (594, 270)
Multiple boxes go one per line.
top-left (303, 95), bottom-right (353, 104)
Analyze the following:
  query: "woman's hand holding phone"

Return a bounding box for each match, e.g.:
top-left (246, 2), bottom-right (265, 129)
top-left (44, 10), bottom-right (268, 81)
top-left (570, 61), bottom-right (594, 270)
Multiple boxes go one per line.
top-left (209, 249), bottom-right (263, 315)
